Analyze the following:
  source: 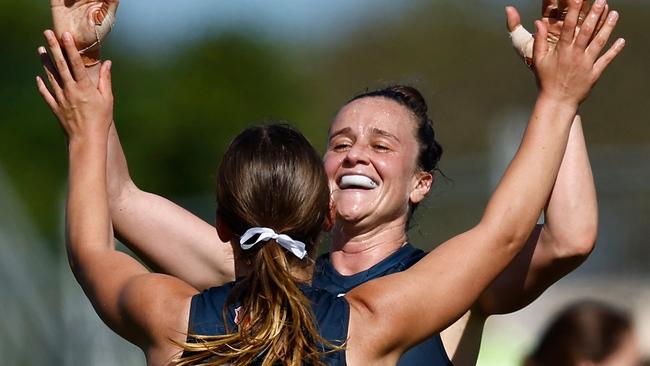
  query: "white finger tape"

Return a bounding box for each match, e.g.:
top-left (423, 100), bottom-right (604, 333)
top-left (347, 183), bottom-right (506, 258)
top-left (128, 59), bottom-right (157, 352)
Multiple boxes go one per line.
top-left (509, 24), bottom-right (534, 59)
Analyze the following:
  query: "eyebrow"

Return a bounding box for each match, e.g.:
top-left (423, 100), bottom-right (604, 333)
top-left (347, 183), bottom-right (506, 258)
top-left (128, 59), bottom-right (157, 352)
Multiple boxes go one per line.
top-left (371, 128), bottom-right (400, 143)
top-left (328, 127), bottom-right (352, 141)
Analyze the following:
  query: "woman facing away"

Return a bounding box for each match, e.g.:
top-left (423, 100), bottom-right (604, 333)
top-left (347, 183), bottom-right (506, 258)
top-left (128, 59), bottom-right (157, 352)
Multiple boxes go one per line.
top-left (37, 1), bottom-right (625, 364)
top-left (42, 0), bottom-right (623, 364)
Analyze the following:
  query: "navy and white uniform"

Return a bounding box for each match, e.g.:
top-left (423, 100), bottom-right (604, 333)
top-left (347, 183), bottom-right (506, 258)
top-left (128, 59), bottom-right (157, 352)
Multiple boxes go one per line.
top-left (188, 282), bottom-right (349, 365)
top-left (313, 243), bottom-right (453, 366)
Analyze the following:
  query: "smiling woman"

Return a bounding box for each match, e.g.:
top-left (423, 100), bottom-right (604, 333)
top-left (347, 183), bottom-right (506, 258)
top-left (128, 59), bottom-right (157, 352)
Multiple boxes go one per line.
top-left (326, 86), bottom-right (442, 229)
top-left (98, 1), bottom-right (621, 363)
top-left (40, 0), bottom-right (626, 364)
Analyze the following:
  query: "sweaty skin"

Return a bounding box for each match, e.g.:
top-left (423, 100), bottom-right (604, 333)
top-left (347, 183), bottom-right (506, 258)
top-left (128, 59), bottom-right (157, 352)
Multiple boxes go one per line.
top-left (37, 5), bottom-right (624, 362)
top-left (44, 0), bottom-right (616, 363)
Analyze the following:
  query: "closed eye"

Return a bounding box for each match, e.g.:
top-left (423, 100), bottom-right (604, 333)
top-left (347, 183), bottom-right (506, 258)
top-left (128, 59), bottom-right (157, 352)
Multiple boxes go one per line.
top-left (332, 143), bottom-right (351, 152)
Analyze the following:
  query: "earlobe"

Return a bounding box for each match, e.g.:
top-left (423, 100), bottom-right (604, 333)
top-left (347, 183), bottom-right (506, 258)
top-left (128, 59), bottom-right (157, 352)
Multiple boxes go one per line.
top-left (216, 213), bottom-right (233, 243)
top-left (410, 172), bottom-right (433, 204)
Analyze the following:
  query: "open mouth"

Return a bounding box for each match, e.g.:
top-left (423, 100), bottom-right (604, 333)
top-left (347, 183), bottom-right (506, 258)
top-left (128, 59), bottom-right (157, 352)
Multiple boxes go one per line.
top-left (338, 175), bottom-right (379, 190)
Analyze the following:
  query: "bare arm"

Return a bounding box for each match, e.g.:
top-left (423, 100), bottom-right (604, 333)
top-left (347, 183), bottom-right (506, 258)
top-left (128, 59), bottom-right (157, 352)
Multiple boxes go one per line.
top-left (106, 124), bottom-right (235, 290)
top-left (50, 0), bottom-right (235, 290)
top-left (346, 2), bottom-right (623, 363)
top-left (443, 117), bottom-right (596, 365)
top-left (477, 116), bottom-right (596, 315)
top-left (431, 0), bottom-right (619, 354)
top-left (474, 3), bottom-right (604, 316)
top-left (37, 31), bottom-right (196, 364)
top-left (443, 4), bottom-right (602, 362)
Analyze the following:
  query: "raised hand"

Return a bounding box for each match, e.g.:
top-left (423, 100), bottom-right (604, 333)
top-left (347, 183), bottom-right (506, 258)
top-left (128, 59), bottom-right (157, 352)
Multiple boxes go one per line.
top-left (36, 30), bottom-right (113, 142)
top-left (51, 0), bottom-right (119, 66)
top-left (508, 0), bottom-right (608, 64)
top-left (532, 0), bottom-right (624, 105)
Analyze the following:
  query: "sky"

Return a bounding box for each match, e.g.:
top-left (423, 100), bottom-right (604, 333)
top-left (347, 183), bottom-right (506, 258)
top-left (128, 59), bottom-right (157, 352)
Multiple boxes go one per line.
top-left (114, 0), bottom-right (418, 52)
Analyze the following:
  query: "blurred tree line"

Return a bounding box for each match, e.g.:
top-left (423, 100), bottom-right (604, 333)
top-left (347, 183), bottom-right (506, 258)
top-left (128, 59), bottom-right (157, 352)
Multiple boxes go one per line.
top-left (1, 0), bottom-right (648, 254)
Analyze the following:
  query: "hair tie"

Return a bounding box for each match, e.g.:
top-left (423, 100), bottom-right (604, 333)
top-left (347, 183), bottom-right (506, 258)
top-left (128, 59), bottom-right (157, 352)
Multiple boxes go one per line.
top-left (240, 227), bottom-right (307, 259)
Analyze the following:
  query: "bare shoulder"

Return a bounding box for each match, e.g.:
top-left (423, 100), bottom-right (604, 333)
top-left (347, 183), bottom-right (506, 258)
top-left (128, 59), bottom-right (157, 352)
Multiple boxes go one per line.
top-left (120, 273), bottom-right (198, 354)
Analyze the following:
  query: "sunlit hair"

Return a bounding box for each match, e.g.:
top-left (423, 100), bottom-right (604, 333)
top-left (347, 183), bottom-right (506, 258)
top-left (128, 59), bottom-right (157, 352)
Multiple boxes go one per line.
top-left (525, 300), bottom-right (633, 366)
top-left (175, 124), bottom-right (342, 366)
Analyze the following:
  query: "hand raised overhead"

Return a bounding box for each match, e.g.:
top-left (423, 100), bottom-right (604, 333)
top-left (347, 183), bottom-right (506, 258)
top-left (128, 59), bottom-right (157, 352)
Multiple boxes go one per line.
top-left (50, 0), bottom-right (119, 66)
top-left (508, 0), bottom-right (608, 65)
top-left (36, 30), bottom-right (114, 142)
top-left (532, 0), bottom-right (625, 105)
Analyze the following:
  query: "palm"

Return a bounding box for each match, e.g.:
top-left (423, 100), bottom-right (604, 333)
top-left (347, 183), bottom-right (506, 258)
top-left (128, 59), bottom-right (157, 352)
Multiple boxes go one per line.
top-left (50, 0), bottom-right (118, 57)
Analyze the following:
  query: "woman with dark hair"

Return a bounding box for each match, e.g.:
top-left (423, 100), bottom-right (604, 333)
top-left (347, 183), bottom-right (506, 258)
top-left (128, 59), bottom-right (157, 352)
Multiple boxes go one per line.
top-left (42, 0), bottom-right (624, 364)
top-left (526, 301), bottom-right (642, 366)
top-left (37, 0), bottom-right (624, 363)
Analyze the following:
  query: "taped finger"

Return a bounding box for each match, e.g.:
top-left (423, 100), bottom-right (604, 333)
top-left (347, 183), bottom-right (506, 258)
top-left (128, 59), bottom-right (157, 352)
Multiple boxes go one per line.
top-left (510, 24), bottom-right (535, 64)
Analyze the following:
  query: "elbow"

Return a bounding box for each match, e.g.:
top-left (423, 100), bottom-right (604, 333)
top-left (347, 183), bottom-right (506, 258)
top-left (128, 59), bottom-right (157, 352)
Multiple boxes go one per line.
top-left (479, 221), bottom-right (534, 259)
top-left (108, 179), bottom-right (139, 211)
top-left (554, 223), bottom-right (597, 261)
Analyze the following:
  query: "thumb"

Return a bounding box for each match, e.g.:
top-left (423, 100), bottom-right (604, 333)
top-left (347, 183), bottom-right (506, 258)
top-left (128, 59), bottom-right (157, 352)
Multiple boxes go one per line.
top-left (98, 60), bottom-right (113, 97)
top-left (507, 6), bottom-right (534, 61)
top-left (505, 6), bottom-right (522, 32)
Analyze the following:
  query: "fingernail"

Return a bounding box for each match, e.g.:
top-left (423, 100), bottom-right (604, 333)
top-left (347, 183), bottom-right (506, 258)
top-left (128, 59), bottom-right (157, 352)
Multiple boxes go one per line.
top-left (595, 0), bottom-right (605, 6)
top-left (616, 38), bottom-right (626, 48)
top-left (37, 46), bottom-right (46, 54)
top-left (106, 60), bottom-right (112, 69)
top-left (608, 11), bottom-right (619, 21)
top-left (63, 32), bottom-right (72, 41)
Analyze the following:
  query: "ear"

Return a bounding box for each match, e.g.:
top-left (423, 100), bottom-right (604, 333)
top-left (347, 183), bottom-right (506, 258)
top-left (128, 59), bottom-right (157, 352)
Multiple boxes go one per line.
top-left (409, 171), bottom-right (433, 204)
top-left (216, 212), bottom-right (233, 243)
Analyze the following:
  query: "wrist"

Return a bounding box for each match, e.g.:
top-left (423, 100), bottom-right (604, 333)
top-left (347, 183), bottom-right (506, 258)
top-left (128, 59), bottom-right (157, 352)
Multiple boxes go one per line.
top-left (67, 128), bottom-right (110, 148)
top-left (536, 91), bottom-right (580, 112)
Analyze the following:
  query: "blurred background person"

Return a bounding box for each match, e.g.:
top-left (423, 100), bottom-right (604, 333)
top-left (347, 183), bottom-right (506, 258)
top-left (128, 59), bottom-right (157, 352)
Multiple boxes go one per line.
top-left (525, 300), bottom-right (643, 366)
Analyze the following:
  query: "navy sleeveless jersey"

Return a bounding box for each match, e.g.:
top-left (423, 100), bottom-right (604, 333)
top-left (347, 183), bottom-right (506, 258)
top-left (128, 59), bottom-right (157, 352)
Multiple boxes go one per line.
top-left (188, 282), bottom-right (348, 365)
top-left (312, 243), bottom-right (453, 366)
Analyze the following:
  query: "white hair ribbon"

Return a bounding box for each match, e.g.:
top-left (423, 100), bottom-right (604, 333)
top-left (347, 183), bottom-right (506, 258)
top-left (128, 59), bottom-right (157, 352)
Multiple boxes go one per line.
top-left (240, 227), bottom-right (308, 259)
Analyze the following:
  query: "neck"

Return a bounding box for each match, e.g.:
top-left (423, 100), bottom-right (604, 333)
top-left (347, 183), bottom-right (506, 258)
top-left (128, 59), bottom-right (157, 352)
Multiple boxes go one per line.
top-left (329, 218), bottom-right (408, 275)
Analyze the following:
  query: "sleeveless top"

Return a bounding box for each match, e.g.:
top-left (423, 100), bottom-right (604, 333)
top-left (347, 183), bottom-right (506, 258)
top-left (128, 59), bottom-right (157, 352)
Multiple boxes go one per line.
top-left (312, 243), bottom-right (453, 366)
top-left (188, 282), bottom-right (348, 365)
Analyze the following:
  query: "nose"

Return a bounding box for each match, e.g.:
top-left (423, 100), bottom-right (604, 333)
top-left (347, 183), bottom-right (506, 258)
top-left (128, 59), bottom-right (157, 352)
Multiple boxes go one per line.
top-left (343, 143), bottom-right (370, 166)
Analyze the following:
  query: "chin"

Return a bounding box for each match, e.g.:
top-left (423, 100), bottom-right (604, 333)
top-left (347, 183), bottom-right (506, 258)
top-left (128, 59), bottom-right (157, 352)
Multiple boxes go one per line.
top-left (335, 205), bottom-right (372, 225)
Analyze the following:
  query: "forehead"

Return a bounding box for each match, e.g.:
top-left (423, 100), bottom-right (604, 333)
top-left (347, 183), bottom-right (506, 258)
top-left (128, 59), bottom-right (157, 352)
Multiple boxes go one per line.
top-left (329, 97), bottom-right (417, 139)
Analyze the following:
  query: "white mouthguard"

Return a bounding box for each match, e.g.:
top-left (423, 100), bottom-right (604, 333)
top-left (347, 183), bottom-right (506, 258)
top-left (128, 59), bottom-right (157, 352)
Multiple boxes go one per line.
top-left (339, 175), bottom-right (378, 189)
